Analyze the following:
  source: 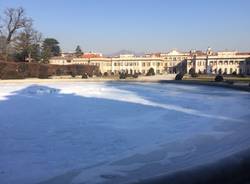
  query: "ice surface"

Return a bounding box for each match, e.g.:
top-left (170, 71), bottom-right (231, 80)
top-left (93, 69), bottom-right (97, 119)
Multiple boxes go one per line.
top-left (0, 82), bottom-right (249, 184)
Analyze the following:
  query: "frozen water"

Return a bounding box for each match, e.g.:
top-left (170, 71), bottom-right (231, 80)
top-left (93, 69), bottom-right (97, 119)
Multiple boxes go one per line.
top-left (0, 82), bottom-right (249, 184)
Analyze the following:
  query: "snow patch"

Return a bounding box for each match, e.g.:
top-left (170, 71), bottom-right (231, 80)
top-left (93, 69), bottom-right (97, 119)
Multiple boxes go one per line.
top-left (0, 82), bottom-right (249, 184)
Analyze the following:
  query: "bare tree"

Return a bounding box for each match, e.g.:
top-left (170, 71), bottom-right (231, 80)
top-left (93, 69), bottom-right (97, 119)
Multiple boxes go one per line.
top-left (14, 22), bottom-right (42, 62)
top-left (0, 15), bottom-right (6, 59)
top-left (0, 7), bottom-right (31, 61)
top-left (4, 7), bottom-right (31, 43)
top-left (0, 36), bottom-right (6, 60)
top-left (0, 15), bottom-right (3, 35)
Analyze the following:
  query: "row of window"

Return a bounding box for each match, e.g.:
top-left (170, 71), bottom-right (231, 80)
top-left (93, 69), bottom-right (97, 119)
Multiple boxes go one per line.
top-left (79, 61), bottom-right (182, 68)
top-left (215, 68), bottom-right (237, 74)
top-left (88, 61), bottom-right (171, 67)
top-left (165, 57), bottom-right (186, 61)
top-left (210, 60), bottom-right (240, 65)
top-left (54, 60), bottom-right (184, 68)
top-left (113, 62), bottom-right (163, 67)
top-left (112, 69), bottom-right (163, 74)
top-left (141, 69), bottom-right (162, 74)
top-left (197, 61), bottom-right (206, 66)
top-left (142, 62), bottom-right (162, 67)
top-left (196, 60), bottom-right (243, 66)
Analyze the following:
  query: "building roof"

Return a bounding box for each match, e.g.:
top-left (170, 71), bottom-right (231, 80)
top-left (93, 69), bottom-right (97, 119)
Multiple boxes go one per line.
top-left (236, 52), bottom-right (250, 56)
top-left (81, 53), bottom-right (103, 59)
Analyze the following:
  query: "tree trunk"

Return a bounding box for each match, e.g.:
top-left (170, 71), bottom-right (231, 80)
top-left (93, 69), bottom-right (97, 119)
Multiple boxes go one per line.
top-left (4, 45), bottom-right (8, 62)
top-left (28, 52), bottom-right (32, 62)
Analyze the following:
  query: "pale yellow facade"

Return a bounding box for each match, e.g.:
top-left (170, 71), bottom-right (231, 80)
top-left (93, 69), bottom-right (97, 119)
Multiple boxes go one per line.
top-left (186, 50), bottom-right (250, 74)
top-left (50, 55), bottom-right (166, 74)
top-left (50, 49), bottom-right (250, 75)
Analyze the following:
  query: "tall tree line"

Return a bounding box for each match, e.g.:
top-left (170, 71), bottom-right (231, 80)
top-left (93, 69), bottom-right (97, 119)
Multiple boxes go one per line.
top-left (0, 7), bottom-right (61, 63)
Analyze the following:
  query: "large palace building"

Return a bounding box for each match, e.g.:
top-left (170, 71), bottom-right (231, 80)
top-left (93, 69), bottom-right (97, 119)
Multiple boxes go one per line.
top-left (186, 48), bottom-right (250, 75)
top-left (49, 48), bottom-right (250, 75)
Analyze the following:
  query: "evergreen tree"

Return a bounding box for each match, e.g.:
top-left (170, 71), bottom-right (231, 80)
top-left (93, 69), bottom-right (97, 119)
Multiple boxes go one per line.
top-left (75, 45), bottom-right (83, 57)
top-left (41, 38), bottom-right (60, 63)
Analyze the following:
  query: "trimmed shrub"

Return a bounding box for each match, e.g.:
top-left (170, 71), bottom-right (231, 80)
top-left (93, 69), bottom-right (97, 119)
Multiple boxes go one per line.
top-left (17, 63), bottom-right (28, 73)
top-left (96, 72), bottom-right (102, 77)
top-left (215, 74), bottom-right (223, 82)
top-left (17, 63), bottom-right (29, 78)
top-left (175, 73), bottom-right (184, 80)
top-left (88, 73), bottom-right (93, 78)
top-left (103, 72), bottom-right (109, 77)
top-left (1, 70), bottom-right (24, 79)
top-left (38, 65), bottom-right (49, 79)
top-left (189, 67), bottom-right (198, 77)
top-left (133, 73), bottom-right (139, 78)
top-left (56, 68), bottom-right (63, 76)
top-left (232, 71), bottom-right (237, 76)
top-left (82, 73), bottom-right (88, 79)
top-left (0, 62), bottom-right (7, 77)
top-left (218, 69), bottom-right (222, 74)
top-left (119, 72), bottom-right (126, 79)
top-left (0, 61), bottom-right (99, 79)
top-left (189, 68), bottom-right (195, 75)
top-left (70, 71), bottom-right (76, 78)
top-left (75, 65), bottom-right (83, 75)
top-left (126, 74), bottom-right (132, 78)
top-left (146, 68), bottom-right (155, 76)
top-left (191, 73), bottom-right (199, 78)
top-left (238, 74), bottom-right (245, 78)
top-left (26, 63), bottom-right (40, 78)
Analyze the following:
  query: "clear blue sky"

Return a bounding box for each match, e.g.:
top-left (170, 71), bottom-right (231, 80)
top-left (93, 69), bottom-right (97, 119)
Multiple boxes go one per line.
top-left (1, 0), bottom-right (250, 54)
